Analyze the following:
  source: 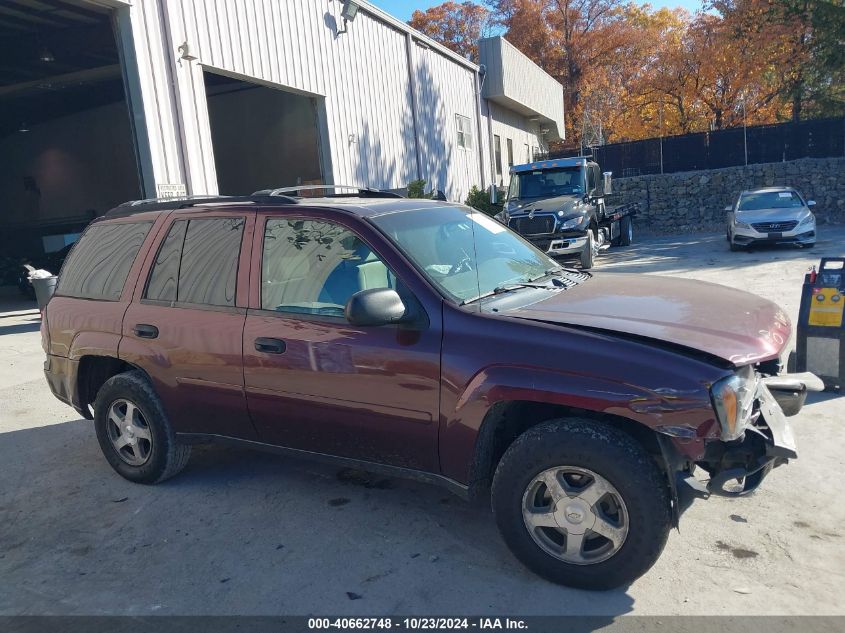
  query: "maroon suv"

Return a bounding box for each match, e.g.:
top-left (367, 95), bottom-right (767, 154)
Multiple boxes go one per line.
top-left (43, 190), bottom-right (813, 589)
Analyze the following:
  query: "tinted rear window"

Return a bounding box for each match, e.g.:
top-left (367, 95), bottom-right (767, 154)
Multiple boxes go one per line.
top-left (145, 220), bottom-right (187, 302)
top-left (176, 218), bottom-right (244, 306)
top-left (58, 222), bottom-right (152, 301)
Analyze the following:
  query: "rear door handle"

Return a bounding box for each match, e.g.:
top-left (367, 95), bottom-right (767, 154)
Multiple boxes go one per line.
top-left (255, 337), bottom-right (286, 354)
top-left (133, 324), bottom-right (159, 339)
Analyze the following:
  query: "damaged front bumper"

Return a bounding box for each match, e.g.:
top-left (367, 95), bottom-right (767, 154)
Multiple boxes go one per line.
top-left (659, 373), bottom-right (819, 524)
top-left (704, 383), bottom-right (797, 497)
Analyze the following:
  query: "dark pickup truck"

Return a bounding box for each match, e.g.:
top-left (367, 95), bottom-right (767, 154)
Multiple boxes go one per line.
top-left (497, 157), bottom-right (637, 269)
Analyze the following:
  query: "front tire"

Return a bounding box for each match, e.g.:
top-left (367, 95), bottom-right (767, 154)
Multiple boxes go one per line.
top-left (580, 231), bottom-right (596, 269)
top-left (491, 418), bottom-right (671, 589)
top-left (93, 371), bottom-right (191, 484)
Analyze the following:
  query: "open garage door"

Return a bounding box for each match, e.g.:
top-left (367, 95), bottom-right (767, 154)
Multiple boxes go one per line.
top-left (0, 0), bottom-right (141, 293)
top-left (204, 72), bottom-right (325, 195)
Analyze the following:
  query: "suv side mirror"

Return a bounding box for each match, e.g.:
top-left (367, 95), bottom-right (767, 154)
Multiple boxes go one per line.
top-left (345, 288), bottom-right (408, 326)
top-left (724, 205), bottom-right (732, 212)
top-left (807, 200), bottom-right (816, 207)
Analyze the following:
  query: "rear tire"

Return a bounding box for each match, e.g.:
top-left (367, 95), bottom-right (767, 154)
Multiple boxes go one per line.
top-left (580, 231), bottom-right (596, 269)
top-left (93, 371), bottom-right (191, 484)
top-left (618, 216), bottom-right (633, 246)
top-left (491, 418), bottom-right (671, 589)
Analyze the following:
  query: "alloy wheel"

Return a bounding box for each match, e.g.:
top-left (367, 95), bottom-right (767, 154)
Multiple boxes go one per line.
top-left (106, 398), bottom-right (153, 466)
top-left (522, 466), bottom-right (629, 565)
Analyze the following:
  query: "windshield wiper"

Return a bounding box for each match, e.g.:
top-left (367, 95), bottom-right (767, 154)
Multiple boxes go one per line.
top-left (460, 281), bottom-right (553, 306)
top-left (540, 265), bottom-right (591, 279)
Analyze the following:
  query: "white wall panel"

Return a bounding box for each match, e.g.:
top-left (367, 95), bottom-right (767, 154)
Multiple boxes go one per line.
top-left (480, 37), bottom-right (565, 142)
top-left (489, 102), bottom-right (546, 187)
top-left (119, 0), bottom-right (560, 202)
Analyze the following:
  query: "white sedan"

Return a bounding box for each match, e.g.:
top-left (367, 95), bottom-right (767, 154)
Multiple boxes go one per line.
top-left (726, 187), bottom-right (816, 251)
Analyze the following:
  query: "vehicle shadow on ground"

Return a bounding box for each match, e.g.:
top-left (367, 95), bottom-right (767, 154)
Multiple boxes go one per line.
top-left (600, 229), bottom-right (843, 277)
top-left (806, 390), bottom-right (843, 405)
top-left (0, 419), bottom-right (637, 616)
top-left (0, 319), bottom-right (41, 335)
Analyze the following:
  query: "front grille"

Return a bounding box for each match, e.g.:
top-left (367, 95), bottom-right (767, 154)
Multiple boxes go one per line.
top-left (752, 220), bottom-right (798, 233)
top-left (510, 215), bottom-right (556, 235)
top-left (528, 237), bottom-right (554, 251)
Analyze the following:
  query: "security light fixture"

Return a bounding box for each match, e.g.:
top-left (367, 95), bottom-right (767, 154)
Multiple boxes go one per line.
top-left (341, 0), bottom-right (359, 22)
top-left (39, 46), bottom-right (54, 63)
top-left (178, 41), bottom-right (197, 62)
top-left (336, 0), bottom-right (359, 35)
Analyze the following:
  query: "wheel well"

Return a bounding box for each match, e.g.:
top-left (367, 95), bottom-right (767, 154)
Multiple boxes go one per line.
top-left (77, 356), bottom-right (135, 418)
top-left (468, 400), bottom-right (663, 501)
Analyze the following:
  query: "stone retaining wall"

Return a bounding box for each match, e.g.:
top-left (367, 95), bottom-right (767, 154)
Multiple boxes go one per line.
top-left (613, 157), bottom-right (845, 233)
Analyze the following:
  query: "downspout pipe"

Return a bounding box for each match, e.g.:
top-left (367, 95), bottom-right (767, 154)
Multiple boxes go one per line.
top-left (474, 65), bottom-right (487, 189)
top-left (405, 32), bottom-right (424, 182)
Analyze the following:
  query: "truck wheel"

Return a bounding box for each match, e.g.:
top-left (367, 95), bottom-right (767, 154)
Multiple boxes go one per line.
top-left (491, 418), bottom-right (671, 590)
top-left (93, 371), bottom-right (191, 484)
top-left (619, 216), bottom-right (633, 246)
top-left (580, 231), bottom-right (596, 269)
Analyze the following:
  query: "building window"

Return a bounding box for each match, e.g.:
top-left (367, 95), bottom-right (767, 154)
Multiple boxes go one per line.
top-left (456, 114), bottom-right (473, 150)
top-left (494, 135), bottom-right (502, 178)
top-left (506, 138), bottom-right (514, 168)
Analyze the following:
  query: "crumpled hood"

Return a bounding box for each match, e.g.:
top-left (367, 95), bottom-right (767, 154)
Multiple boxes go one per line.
top-left (508, 195), bottom-right (584, 218)
top-left (505, 273), bottom-right (791, 365)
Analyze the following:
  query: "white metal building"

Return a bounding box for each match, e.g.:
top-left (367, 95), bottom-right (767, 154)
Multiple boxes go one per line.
top-left (0, 0), bottom-right (564, 267)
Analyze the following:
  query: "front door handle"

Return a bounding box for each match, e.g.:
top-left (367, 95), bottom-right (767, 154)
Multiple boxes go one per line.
top-left (255, 337), bottom-right (286, 354)
top-left (133, 324), bottom-right (159, 339)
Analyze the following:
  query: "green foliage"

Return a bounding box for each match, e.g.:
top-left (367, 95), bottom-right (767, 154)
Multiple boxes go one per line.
top-left (464, 185), bottom-right (503, 217)
top-left (407, 180), bottom-right (429, 199)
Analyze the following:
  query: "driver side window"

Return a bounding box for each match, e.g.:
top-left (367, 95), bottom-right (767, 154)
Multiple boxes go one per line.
top-left (587, 167), bottom-right (596, 193)
top-left (261, 218), bottom-right (395, 317)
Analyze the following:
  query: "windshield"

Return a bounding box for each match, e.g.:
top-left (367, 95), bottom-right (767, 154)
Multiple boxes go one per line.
top-left (371, 205), bottom-right (567, 305)
top-left (738, 191), bottom-right (803, 211)
top-left (507, 167), bottom-right (583, 201)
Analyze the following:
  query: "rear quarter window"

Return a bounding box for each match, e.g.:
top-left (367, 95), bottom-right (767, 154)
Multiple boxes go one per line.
top-left (58, 221), bottom-right (153, 301)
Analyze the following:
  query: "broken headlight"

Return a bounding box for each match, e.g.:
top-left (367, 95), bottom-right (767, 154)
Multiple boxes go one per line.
top-left (710, 365), bottom-right (759, 441)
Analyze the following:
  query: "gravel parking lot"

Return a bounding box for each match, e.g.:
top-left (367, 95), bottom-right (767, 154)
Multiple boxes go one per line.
top-left (1, 227), bottom-right (844, 616)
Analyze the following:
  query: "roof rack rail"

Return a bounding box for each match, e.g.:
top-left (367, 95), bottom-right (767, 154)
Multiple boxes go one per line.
top-left (104, 186), bottom-right (401, 218)
top-left (104, 193), bottom-right (298, 217)
top-left (253, 184), bottom-right (404, 199)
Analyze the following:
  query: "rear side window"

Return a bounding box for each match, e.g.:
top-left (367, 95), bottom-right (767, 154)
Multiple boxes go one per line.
top-left (145, 220), bottom-right (187, 302)
top-left (145, 217), bottom-right (244, 307)
top-left (58, 222), bottom-right (152, 301)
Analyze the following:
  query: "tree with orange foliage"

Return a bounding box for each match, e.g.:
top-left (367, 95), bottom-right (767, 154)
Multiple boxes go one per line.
top-left (409, 0), bottom-right (844, 145)
top-left (409, 1), bottom-right (491, 63)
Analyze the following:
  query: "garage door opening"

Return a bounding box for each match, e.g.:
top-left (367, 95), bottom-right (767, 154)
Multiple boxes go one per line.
top-left (204, 72), bottom-right (324, 195)
top-left (0, 1), bottom-right (141, 285)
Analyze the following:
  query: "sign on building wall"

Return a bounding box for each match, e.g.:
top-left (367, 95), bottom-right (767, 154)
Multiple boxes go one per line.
top-left (156, 183), bottom-right (188, 199)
